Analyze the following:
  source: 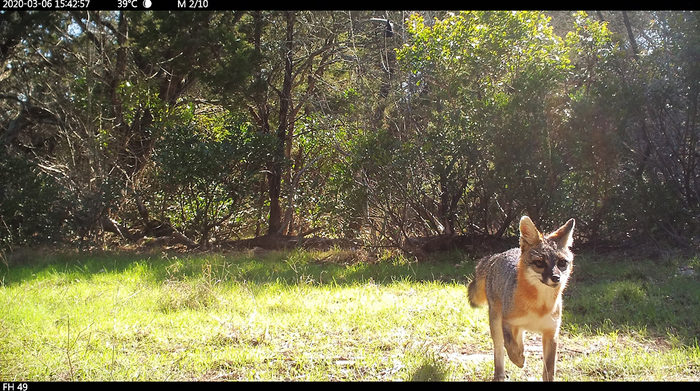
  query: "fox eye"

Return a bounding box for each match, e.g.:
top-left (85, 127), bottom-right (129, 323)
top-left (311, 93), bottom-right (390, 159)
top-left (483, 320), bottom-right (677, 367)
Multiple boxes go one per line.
top-left (532, 260), bottom-right (546, 269)
top-left (557, 259), bottom-right (568, 269)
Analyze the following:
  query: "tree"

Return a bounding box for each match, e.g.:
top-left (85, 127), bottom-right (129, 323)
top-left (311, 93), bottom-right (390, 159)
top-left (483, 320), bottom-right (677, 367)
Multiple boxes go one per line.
top-left (152, 117), bottom-right (272, 247)
top-left (635, 11), bottom-right (700, 244)
top-left (232, 11), bottom-right (345, 236)
top-left (394, 11), bottom-right (571, 238)
top-left (558, 12), bottom-right (633, 243)
top-left (3, 10), bottom-right (700, 251)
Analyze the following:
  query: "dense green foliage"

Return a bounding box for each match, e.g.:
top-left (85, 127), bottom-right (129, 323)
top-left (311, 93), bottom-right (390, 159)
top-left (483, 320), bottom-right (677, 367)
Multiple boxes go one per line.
top-left (1, 10), bottom-right (699, 250)
top-left (0, 154), bottom-right (64, 247)
top-left (152, 117), bottom-right (273, 245)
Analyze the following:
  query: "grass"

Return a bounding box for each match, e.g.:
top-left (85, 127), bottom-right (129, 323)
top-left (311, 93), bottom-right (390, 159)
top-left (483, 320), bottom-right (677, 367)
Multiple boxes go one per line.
top-left (0, 247), bottom-right (699, 381)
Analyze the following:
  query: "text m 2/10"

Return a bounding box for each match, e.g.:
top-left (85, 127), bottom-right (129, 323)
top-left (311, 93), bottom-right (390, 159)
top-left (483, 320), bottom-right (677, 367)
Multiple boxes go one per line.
top-left (177, 0), bottom-right (208, 7)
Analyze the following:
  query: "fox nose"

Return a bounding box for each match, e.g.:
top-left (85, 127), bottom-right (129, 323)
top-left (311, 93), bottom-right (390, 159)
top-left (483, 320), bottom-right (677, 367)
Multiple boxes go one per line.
top-left (551, 274), bottom-right (560, 283)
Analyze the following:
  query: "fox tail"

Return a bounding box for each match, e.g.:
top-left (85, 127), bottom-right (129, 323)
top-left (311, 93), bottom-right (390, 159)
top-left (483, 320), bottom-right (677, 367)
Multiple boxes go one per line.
top-left (467, 269), bottom-right (487, 308)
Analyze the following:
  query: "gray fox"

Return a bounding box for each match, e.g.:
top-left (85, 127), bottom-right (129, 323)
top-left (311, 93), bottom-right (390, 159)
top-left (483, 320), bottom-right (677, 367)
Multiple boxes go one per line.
top-left (468, 216), bottom-right (575, 381)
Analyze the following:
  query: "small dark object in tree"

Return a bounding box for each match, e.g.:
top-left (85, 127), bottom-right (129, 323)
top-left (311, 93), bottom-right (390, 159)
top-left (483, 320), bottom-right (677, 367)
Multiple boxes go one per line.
top-left (370, 18), bottom-right (394, 38)
top-left (384, 19), bottom-right (393, 37)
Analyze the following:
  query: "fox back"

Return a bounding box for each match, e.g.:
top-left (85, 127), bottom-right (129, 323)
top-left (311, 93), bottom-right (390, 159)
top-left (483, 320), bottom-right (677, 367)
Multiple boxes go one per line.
top-left (467, 216), bottom-right (575, 381)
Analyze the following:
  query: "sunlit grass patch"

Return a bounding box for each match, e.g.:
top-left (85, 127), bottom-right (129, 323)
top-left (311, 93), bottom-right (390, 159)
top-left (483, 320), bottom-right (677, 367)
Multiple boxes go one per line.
top-left (0, 248), bottom-right (698, 381)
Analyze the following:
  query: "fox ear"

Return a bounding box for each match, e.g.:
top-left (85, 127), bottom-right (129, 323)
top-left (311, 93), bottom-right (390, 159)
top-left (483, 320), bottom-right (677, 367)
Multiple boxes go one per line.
top-left (519, 216), bottom-right (542, 247)
top-left (548, 218), bottom-right (575, 249)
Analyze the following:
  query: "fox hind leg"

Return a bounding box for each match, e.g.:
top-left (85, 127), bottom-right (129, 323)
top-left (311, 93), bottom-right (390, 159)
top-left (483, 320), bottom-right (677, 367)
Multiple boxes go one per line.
top-left (489, 307), bottom-right (506, 381)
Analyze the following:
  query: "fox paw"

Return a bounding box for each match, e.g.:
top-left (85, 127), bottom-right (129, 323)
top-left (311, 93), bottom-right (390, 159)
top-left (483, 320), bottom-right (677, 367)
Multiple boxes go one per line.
top-left (506, 350), bottom-right (526, 368)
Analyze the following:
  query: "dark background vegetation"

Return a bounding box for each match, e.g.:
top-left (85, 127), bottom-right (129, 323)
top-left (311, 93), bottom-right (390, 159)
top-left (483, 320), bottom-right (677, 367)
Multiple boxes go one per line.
top-left (2, 11), bottom-right (699, 255)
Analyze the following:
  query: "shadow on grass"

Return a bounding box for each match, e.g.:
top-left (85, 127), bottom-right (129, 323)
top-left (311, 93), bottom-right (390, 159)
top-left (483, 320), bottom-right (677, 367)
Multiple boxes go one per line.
top-left (4, 247), bottom-right (698, 349)
top-left (0, 248), bottom-right (474, 289)
top-left (0, 249), bottom-right (165, 287)
top-left (563, 253), bottom-right (700, 347)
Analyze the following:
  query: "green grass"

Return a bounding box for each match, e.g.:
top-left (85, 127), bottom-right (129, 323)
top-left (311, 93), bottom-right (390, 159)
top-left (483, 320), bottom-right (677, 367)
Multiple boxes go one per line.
top-left (0, 248), bottom-right (698, 381)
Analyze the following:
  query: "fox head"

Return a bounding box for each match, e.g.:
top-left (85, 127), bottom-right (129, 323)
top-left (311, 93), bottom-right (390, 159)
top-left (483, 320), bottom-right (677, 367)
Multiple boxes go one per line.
top-left (518, 216), bottom-right (575, 289)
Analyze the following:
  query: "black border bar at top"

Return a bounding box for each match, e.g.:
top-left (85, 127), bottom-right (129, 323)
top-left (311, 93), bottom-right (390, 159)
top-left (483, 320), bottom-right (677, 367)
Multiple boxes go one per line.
top-left (1, 0), bottom-right (236, 11)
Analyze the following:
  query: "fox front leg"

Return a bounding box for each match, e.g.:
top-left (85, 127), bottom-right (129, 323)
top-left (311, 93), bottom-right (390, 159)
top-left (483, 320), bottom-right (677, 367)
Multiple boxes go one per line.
top-left (502, 322), bottom-right (525, 368)
top-left (542, 328), bottom-right (559, 381)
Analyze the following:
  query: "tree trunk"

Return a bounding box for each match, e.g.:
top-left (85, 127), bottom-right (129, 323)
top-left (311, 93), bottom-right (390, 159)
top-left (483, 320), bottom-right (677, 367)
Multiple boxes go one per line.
top-left (267, 11), bottom-right (296, 235)
top-left (494, 205), bottom-right (517, 239)
top-left (622, 11), bottom-right (639, 61)
top-left (437, 176), bottom-right (454, 236)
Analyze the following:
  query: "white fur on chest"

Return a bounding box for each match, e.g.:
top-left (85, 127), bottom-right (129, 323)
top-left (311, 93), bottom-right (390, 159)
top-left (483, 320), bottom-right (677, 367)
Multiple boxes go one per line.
top-left (508, 272), bottom-right (563, 333)
top-left (508, 303), bottom-right (560, 333)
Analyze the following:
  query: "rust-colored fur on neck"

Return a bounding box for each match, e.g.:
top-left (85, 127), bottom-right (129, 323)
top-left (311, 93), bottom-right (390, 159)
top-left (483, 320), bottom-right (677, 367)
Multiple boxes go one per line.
top-left (467, 216), bottom-right (575, 381)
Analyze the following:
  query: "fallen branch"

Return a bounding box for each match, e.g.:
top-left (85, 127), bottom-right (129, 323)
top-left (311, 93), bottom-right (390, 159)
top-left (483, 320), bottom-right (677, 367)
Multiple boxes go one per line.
top-left (101, 217), bottom-right (141, 242)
